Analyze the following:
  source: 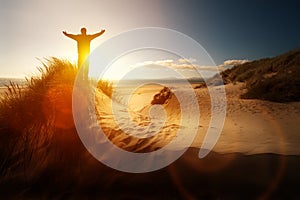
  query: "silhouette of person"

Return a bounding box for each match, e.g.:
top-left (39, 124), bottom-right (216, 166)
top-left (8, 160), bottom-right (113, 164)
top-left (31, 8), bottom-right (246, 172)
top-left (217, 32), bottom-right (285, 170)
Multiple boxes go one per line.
top-left (63, 27), bottom-right (105, 80)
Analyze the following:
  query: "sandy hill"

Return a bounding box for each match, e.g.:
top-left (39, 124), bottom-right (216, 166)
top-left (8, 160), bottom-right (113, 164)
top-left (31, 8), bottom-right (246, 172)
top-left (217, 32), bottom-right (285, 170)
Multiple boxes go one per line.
top-left (221, 48), bottom-right (300, 102)
top-left (1, 57), bottom-right (300, 199)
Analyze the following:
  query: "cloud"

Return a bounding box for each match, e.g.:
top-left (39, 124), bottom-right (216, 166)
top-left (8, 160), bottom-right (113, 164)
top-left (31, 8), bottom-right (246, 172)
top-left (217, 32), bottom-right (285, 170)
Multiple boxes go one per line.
top-left (222, 59), bottom-right (249, 67)
top-left (130, 58), bottom-right (250, 72)
top-left (130, 59), bottom-right (195, 70)
top-left (178, 58), bottom-right (197, 64)
top-left (196, 65), bottom-right (226, 71)
top-left (129, 60), bottom-right (173, 68)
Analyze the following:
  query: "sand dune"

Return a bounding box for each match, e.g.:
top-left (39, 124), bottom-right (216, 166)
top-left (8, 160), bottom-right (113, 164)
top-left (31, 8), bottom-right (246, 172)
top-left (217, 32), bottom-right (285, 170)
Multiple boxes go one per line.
top-left (95, 82), bottom-right (300, 155)
top-left (194, 83), bottom-right (300, 155)
top-left (1, 80), bottom-right (300, 199)
top-left (2, 80), bottom-right (299, 155)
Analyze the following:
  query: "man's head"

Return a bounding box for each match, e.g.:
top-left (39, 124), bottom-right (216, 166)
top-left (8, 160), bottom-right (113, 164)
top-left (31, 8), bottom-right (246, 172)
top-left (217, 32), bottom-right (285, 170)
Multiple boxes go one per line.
top-left (81, 27), bottom-right (87, 35)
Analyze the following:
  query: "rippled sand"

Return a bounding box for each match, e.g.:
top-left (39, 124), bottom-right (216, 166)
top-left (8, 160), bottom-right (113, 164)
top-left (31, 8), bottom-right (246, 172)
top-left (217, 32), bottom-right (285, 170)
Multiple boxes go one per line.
top-left (94, 82), bottom-right (300, 155)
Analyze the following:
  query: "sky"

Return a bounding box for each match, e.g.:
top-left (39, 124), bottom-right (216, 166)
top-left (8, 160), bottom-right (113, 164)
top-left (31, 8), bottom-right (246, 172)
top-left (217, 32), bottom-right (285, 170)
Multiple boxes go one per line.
top-left (1, 0), bottom-right (300, 78)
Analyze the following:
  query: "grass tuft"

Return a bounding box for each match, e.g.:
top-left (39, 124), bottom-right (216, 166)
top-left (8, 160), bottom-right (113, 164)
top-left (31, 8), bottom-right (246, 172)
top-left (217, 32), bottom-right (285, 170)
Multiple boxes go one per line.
top-left (0, 58), bottom-right (79, 183)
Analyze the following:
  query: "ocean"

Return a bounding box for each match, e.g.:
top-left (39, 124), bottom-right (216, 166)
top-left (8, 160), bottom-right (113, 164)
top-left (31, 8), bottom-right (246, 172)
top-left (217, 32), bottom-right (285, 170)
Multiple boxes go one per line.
top-left (0, 78), bottom-right (26, 88)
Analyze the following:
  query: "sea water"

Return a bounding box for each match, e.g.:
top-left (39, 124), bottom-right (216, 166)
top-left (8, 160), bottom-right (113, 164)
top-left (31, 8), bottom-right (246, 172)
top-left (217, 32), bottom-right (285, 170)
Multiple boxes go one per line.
top-left (0, 78), bottom-right (26, 87)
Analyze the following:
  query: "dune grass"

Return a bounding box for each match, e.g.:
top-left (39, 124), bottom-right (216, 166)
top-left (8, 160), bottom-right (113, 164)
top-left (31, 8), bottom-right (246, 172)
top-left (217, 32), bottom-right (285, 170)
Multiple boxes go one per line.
top-left (96, 79), bottom-right (114, 98)
top-left (0, 57), bottom-right (120, 194)
top-left (0, 58), bottom-right (79, 181)
top-left (0, 59), bottom-right (112, 191)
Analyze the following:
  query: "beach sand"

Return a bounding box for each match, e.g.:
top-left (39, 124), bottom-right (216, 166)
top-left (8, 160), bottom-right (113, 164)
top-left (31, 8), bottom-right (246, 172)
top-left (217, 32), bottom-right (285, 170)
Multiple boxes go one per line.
top-left (94, 82), bottom-right (300, 155)
top-left (1, 82), bottom-right (300, 199)
top-left (194, 83), bottom-right (300, 155)
top-left (53, 82), bottom-right (299, 199)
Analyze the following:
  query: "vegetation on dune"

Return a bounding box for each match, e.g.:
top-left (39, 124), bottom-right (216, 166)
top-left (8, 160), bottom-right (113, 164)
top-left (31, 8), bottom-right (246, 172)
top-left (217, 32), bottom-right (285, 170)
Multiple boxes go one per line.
top-left (0, 57), bottom-right (169, 197)
top-left (0, 58), bottom-right (82, 195)
top-left (96, 79), bottom-right (114, 98)
top-left (0, 58), bottom-right (121, 197)
top-left (221, 48), bottom-right (300, 102)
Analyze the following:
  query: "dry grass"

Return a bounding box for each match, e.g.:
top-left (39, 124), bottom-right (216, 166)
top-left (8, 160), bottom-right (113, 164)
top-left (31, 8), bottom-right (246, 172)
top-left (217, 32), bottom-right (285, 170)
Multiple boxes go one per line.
top-left (0, 58), bottom-right (121, 198)
top-left (0, 58), bottom-right (80, 184)
top-left (96, 79), bottom-right (114, 98)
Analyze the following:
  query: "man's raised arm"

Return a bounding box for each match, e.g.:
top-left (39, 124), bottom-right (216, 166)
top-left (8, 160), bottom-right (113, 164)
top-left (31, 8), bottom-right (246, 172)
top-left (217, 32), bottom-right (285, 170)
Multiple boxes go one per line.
top-left (90, 29), bottom-right (105, 40)
top-left (63, 31), bottom-right (77, 40)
